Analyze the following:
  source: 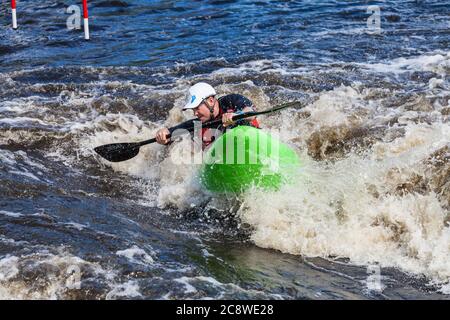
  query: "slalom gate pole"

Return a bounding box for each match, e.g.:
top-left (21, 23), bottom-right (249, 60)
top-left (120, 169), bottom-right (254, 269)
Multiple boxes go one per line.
top-left (11, 0), bottom-right (17, 29)
top-left (82, 0), bottom-right (89, 40)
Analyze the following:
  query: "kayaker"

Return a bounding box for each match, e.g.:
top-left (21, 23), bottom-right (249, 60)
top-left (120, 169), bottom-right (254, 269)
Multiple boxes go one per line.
top-left (155, 82), bottom-right (260, 149)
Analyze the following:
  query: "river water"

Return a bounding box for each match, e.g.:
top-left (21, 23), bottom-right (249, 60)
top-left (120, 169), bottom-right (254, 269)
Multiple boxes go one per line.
top-left (0, 0), bottom-right (449, 299)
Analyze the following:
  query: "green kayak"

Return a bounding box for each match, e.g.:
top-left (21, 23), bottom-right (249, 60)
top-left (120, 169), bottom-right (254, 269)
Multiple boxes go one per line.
top-left (200, 126), bottom-right (300, 193)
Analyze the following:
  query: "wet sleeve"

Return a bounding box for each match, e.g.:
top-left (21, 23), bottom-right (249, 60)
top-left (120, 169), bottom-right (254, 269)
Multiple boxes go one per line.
top-left (232, 95), bottom-right (258, 127)
top-left (232, 95), bottom-right (255, 112)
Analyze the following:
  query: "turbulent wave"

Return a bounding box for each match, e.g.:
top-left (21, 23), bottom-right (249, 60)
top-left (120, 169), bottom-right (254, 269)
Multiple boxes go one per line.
top-left (1, 49), bottom-right (449, 298)
top-left (4, 0), bottom-right (450, 300)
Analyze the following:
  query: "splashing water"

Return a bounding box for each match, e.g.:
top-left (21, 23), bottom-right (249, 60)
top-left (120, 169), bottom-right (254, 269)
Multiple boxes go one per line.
top-left (1, 1), bottom-right (449, 299)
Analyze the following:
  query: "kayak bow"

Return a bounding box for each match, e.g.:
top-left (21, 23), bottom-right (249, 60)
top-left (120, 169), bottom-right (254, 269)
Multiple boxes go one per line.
top-left (200, 126), bottom-right (300, 193)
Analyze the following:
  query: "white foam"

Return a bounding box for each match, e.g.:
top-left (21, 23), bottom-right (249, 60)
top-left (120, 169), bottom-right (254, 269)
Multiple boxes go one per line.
top-left (304, 85), bottom-right (362, 127)
top-left (105, 280), bottom-right (142, 300)
top-left (429, 78), bottom-right (445, 90)
top-left (0, 210), bottom-right (23, 218)
top-left (0, 98), bottom-right (50, 115)
top-left (172, 276), bottom-right (285, 299)
top-left (173, 277), bottom-right (198, 294)
top-left (64, 222), bottom-right (88, 231)
top-left (237, 120), bottom-right (450, 290)
top-left (439, 283), bottom-right (450, 295)
top-left (156, 136), bottom-right (209, 210)
top-left (0, 150), bottom-right (47, 182)
top-left (9, 170), bottom-right (41, 181)
top-left (0, 256), bottom-right (19, 281)
top-left (312, 27), bottom-right (369, 37)
top-left (201, 249), bottom-right (214, 258)
top-left (0, 117), bottom-right (48, 126)
top-left (164, 266), bottom-right (193, 273)
top-left (0, 250), bottom-right (114, 300)
top-left (358, 51), bottom-right (450, 75)
top-left (0, 150), bottom-right (17, 166)
top-left (79, 113), bottom-right (165, 180)
top-left (211, 59), bottom-right (276, 76)
top-left (16, 151), bottom-right (48, 172)
top-left (116, 245), bottom-right (154, 265)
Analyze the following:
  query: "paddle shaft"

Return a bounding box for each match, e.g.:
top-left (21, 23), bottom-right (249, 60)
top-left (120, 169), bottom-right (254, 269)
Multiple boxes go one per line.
top-left (94, 101), bottom-right (303, 162)
top-left (138, 101), bottom-right (301, 147)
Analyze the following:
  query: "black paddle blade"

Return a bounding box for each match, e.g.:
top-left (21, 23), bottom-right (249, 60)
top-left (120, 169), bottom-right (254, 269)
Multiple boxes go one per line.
top-left (94, 143), bottom-right (141, 162)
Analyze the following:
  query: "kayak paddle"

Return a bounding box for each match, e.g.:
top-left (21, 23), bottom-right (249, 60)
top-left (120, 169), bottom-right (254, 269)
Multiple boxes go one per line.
top-left (94, 101), bottom-right (302, 162)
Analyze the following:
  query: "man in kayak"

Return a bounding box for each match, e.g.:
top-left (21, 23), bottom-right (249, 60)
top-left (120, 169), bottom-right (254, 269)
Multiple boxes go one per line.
top-left (155, 82), bottom-right (260, 150)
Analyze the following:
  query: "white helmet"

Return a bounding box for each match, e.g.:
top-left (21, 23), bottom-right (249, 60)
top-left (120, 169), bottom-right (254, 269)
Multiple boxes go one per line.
top-left (182, 82), bottom-right (216, 110)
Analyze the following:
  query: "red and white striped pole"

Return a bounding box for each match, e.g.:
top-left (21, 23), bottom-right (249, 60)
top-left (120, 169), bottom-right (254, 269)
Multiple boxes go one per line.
top-left (82, 0), bottom-right (90, 40)
top-left (11, 0), bottom-right (17, 29)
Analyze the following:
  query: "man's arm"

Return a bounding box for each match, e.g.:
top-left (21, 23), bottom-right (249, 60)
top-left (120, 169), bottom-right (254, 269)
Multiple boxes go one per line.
top-left (222, 106), bottom-right (258, 127)
top-left (155, 127), bottom-right (171, 145)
